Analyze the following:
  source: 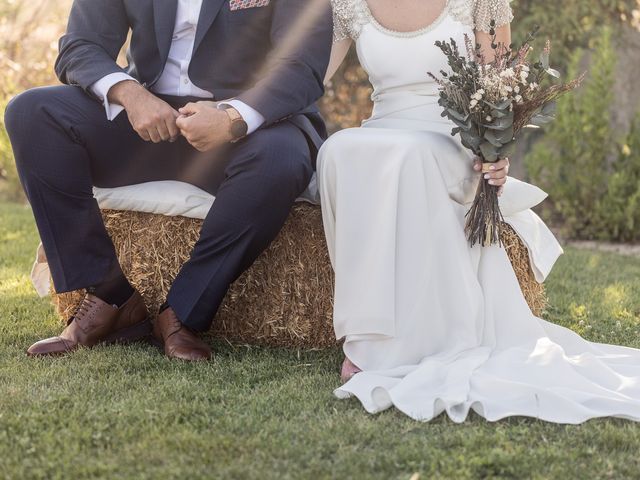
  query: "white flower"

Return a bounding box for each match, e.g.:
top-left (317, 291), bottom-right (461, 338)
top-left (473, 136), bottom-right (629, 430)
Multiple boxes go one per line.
top-left (470, 99), bottom-right (478, 108)
top-left (486, 116), bottom-right (493, 122)
top-left (499, 68), bottom-right (515, 78)
top-left (477, 89), bottom-right (485, 96)
top-left (514, 85), bottom-right (520, 93)
top-left (504, 85), bottom-right (513, 93)
top-left (515, 95), bottom-right (523, 103)
top-left (529, 82), bottom-right (539, 90)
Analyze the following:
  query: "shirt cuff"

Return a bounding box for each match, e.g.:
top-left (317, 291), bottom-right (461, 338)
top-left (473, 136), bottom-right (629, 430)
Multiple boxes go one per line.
top-left (222, 100), bottom-right (265, 135)
top-left (90, 73), bottom-right (137, 121)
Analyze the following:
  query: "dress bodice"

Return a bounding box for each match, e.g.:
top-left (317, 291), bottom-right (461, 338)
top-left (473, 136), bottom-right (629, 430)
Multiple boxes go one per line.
top-left (331, 0), bottom-right (513, 123)
top-left (332, 0), bottom-right (513, 42)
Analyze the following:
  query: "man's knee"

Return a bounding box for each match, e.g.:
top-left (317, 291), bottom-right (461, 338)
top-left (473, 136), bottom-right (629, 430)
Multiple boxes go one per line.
top-left (4, 87), bottom-right (51, 138)
top-left (4, 88), bottom-right (47, 128)
top-left (237, 125), bottom-right (314, 192)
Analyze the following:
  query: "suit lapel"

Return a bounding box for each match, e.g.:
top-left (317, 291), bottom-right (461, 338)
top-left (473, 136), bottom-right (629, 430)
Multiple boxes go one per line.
top-left (153, 0), bottom-right (178, 62)
top-left (194, 0), bottom-right (227, 53)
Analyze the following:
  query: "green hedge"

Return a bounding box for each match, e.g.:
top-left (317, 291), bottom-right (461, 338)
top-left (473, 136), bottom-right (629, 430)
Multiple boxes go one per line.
top-left (526, 27), bottom-right (640, 241)
top-left (512, 0), bottom-right (637, 69)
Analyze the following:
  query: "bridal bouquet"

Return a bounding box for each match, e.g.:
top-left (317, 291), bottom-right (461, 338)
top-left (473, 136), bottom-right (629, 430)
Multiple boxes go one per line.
top-left (429, 24), bottom-right (584, 247)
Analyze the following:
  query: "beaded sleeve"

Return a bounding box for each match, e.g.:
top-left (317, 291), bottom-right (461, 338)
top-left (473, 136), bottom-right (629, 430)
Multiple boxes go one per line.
top-left (330, 0), bottom-right (368, 42)
top-left (473, 0), bottom-right (514, 33)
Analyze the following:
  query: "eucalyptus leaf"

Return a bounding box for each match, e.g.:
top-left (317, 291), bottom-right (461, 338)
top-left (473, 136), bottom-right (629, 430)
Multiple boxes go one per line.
top-left (546, 68), bottom-right (561, 78)
top-left (495, 125), bottom-right (514, 143)
top-left (484, 130), bottom-right (504, 147)
top-left (480, 141), bottom-right (499, 161)
top-left (483, 112), bottom-right (514, 131)
top-left (541, 101), bottom-right (557, 116)
top-left (529, 114), bottom-right (555, 126)
top-left (497, 140), bottom-right (517, 158)
top-left (460, 131), bottom-right (482, 150)
top-left (446, 108), bottom-right (470, 122)
top-left (483, 99), bottom-right (511, 110)
top-left (451, 117), bottom-right (473, 131)
top-left (540, 51), bottom-right (550, 70)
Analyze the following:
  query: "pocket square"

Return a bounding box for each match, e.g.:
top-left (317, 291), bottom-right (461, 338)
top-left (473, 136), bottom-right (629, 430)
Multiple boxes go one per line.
top-left (229, 0), bottom-right (270, 11)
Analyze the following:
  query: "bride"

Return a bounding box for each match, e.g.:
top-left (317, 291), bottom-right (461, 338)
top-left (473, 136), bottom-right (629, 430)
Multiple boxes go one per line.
top-left (317, 0), bottom-right (640, 423)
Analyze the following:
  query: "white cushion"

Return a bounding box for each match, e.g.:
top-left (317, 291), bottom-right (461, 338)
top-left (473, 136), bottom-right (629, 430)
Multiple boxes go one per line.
top-left (93, 175), bottom-right (320, 220)
top-left (94, 181), bottom-right (215, 219)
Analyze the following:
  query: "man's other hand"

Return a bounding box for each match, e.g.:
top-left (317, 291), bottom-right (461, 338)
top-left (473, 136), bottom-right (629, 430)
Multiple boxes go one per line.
top-left (109, 80), bottom-right (180, 143)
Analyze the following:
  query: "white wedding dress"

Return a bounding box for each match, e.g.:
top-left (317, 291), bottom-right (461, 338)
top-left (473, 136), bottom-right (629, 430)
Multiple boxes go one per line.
top-left (317, 0), bottom-right (640, 423)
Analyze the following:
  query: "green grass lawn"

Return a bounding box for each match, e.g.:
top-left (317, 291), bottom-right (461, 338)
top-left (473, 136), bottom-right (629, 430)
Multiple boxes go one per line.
top-left (2, 201), bottom-right (640, 480)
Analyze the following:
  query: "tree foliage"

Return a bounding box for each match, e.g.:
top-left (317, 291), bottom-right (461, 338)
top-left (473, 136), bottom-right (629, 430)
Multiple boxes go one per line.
top-left (512, 0), bottom-right (638, 70)
top-left (598, 113), bottom-right (640, 241)
top-left (526, 27), bottom-right (640, 241)
top-left (0, 0), bottom-right (70, 200)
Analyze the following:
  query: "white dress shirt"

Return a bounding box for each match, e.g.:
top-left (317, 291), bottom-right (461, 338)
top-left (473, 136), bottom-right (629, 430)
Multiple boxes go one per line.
top-left (90, 0), bottom-right (265, 134)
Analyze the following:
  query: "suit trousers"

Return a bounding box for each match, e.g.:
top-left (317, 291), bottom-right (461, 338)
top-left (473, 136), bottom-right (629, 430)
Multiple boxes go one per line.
top-left (4, 85), bottom-right (314, 331)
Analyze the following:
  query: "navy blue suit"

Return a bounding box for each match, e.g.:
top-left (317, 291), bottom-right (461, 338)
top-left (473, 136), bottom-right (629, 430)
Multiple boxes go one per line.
top-left (5, 0), bottom-right (333, 331)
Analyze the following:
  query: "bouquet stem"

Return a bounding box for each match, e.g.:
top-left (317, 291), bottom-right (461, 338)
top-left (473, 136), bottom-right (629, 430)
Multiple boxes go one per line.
top-left (464, 169), bottom-right (505, 247)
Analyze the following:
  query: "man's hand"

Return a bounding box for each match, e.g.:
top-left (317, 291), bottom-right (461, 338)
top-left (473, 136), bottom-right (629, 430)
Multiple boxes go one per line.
top-left (108, 80), bottom-right (180, 143)
top-left (473, 157), bottom-right (510, 196)
top-left (176, 101), bottom-right (233, 152)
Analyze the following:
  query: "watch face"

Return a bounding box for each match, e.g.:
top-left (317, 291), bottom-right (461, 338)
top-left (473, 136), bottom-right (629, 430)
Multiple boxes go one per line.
top-left (231, 120), bottom-right (248, 139)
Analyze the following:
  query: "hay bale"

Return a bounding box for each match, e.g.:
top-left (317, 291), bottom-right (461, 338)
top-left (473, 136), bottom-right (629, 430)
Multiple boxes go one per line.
top-left (500, 223), bottom-right (547, 317)
top-left (53, 207), bottom-right (546, 348)
top-left (53, 204), bottom-right (335, 348)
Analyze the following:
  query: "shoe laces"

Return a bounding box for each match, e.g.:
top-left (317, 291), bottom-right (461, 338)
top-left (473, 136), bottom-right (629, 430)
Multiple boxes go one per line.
top-left (69, 296), bottom-right (97, 324)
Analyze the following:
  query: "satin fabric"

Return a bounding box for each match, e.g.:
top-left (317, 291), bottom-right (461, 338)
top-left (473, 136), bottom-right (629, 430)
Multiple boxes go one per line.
top-left (317, 13), bottom-right (640, 423)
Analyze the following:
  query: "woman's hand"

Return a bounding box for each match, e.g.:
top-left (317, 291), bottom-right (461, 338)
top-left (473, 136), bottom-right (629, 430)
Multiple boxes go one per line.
top-left (473, 157), bottom-right (510, 196)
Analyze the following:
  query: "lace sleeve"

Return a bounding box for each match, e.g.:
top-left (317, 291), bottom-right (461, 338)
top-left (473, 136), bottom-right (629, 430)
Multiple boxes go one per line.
top-left (473, 0), bottom-right (514, 33)
top-left (331, 0), bottom-right (367, 42)
top-left (332, 0), bottom-right (351, 42)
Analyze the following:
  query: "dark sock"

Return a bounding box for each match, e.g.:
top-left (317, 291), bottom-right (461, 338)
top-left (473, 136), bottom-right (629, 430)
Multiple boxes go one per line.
top-left (87, 263), bottom-right (134, 308)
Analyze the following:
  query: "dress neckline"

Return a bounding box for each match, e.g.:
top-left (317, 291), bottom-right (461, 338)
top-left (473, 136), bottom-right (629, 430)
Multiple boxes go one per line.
top-left (360, 0), bottom-right (451, 38)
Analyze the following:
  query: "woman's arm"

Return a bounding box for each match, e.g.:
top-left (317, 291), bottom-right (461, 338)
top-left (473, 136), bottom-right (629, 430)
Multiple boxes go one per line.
top-left (474, 24), bottom-right (512, 63)
top-left (324, 38), bottom-right (353, 85)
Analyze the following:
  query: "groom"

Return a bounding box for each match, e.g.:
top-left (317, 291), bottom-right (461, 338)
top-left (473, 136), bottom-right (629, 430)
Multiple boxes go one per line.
top-left (4, 0), bottom-right (333, 360)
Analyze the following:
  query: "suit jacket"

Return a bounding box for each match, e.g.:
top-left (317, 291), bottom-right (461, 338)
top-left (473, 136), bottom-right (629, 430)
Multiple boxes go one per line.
top-left (55, 0), bottom-right (333, 151)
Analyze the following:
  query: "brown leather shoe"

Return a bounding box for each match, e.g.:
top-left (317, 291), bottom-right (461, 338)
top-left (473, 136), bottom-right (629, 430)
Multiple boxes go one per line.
top-left (152, 307), bottom-right (211, 361)
top-left (27, 291), bottom-right (151, 357)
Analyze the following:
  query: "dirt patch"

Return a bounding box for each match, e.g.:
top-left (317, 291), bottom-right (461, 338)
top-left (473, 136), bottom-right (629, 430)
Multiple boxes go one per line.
top-left (567, 240), bottom-right (640, 258)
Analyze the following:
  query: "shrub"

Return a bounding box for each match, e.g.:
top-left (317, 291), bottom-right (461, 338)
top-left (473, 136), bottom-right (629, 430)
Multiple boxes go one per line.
top-left (598, 114), bottom-right (640, 241)
top-left (527, 25), bottom-right (640, 242)
top-left (512, 0), bottom-right (638, 70)
top-left (526, 27), bottom-right (620, 239)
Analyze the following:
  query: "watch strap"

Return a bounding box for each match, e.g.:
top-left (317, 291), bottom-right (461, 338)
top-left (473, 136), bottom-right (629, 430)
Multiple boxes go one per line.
top-left (218, 103), bottom-right (248, 141)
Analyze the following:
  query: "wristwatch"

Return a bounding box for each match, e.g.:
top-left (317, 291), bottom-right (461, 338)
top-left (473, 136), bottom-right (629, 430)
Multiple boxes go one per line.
top-left (218, 104), bottom-right (248, 142)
